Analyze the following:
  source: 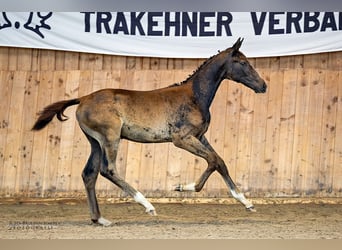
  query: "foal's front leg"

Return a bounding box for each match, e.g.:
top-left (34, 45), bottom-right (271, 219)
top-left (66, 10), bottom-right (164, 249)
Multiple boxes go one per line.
top-left (173, 135), bottom-right (256, 212)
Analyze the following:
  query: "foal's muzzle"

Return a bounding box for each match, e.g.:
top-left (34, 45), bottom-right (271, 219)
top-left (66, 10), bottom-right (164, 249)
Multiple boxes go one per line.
top-left (255, 82), bottom-right (267, 93)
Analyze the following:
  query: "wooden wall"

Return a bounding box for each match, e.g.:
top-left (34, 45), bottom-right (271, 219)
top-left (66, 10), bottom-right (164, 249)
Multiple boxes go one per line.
top-left (0, 47), bottom-right (341, 199)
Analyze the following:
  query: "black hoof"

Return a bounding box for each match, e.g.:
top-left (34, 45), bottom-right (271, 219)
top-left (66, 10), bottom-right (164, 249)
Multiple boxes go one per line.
top-left (246, 206), bottom-right (257, 212)
top-left (174, 184), bottom-right (183, 192)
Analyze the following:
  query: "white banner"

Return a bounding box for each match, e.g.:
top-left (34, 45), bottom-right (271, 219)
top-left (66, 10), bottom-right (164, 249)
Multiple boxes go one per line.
top-left (0, 12), bottom-right (341, 58)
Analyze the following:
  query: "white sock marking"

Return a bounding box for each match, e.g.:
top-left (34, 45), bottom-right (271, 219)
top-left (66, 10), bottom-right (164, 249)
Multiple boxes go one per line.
top-left (182, 182), bottom-right (196, 191)
top-left (98, 217), bottom-right (112, 226)
top-left (134, 191), bottom-right (155, 213)
top-left (230, 189), bottom-right (254, 208)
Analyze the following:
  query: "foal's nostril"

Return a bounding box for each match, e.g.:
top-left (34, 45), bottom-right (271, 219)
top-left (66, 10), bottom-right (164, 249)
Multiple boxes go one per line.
top-left (252, 81), bottom-right (267, 93)
top-left (255, 82), bottom-right (267, 93)
top-left (262, 82), bottom-right (267, 92)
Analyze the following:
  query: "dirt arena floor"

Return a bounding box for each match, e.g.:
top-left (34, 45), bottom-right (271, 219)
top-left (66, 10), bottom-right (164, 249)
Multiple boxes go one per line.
top-left (0, 199), bottom-right (341, 239)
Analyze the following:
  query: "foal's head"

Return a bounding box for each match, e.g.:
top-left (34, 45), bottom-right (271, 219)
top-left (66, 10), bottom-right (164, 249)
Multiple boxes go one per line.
top-left (223, 38), bottom-right (267, 93)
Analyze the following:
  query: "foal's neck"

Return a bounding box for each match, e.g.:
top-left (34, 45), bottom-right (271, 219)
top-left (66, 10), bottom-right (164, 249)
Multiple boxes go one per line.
top-left (191, 56), bottom-right (227, 113)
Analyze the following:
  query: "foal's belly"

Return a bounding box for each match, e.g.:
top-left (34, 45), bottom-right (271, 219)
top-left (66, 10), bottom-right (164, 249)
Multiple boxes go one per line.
top-left (120, 123), bottom-right (172, 143)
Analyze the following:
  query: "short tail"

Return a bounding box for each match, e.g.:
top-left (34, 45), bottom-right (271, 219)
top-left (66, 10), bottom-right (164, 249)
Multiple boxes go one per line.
top-left (32, 98), bottom-right (80, 131)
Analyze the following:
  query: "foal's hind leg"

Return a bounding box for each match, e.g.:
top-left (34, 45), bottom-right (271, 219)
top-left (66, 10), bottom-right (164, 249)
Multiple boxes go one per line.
top-left (81, 133), bottom-right (112, 226)
top-left (173, 135), bottom-right (255, 211)
top-left (98, 126), bottom-right (156, 216)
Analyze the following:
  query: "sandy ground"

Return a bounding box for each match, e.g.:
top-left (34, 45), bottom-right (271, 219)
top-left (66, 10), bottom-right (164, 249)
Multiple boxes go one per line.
top-left (0, 199), bottom-right (341, 239)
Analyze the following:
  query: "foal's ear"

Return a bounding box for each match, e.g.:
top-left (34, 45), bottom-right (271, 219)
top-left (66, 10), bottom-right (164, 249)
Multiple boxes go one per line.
top-left (232, 37), bottom-right (244, 53)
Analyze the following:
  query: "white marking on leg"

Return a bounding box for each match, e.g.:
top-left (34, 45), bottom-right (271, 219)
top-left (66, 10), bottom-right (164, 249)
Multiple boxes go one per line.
top-left (230, 189), bottom-right (254, 209)
top-left (98, 217), bottom-right (112, 226)
top-left (182, 182), bottom-right (196, 191)
top-left (134, 191), bottom-right (156, 215)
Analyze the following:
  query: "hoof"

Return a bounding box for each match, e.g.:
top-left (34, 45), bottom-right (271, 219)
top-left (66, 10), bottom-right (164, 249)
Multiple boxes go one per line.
top-left (95, 217), bottom-right (112, 226)
top-left (246, 206), bottom-right (257, 212)
top-left (174, 184), bottom-right (183, 192)
top-left (146, 209), bottom-right (157, 216)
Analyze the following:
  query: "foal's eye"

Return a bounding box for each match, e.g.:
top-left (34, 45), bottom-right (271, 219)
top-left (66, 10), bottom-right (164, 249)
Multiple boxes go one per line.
top-left (240, 61), bottom-right (247, 66)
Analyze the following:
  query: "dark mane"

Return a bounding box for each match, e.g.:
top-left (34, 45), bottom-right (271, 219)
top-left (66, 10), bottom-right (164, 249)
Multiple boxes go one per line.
top-left (167, 48), bottom-right (231, 88)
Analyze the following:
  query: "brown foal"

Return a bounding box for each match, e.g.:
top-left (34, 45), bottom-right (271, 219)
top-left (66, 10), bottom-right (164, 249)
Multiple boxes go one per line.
top-left (32, 38), bottom-right (267, 226)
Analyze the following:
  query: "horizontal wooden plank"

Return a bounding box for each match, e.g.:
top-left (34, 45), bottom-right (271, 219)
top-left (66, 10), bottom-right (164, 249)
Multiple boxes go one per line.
top-left (1, 47), bottom-right (341, 71)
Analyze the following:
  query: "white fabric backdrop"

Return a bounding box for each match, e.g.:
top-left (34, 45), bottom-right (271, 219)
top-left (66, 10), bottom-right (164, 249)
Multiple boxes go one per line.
top-left (0, 12), bottom-right (341, 58)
